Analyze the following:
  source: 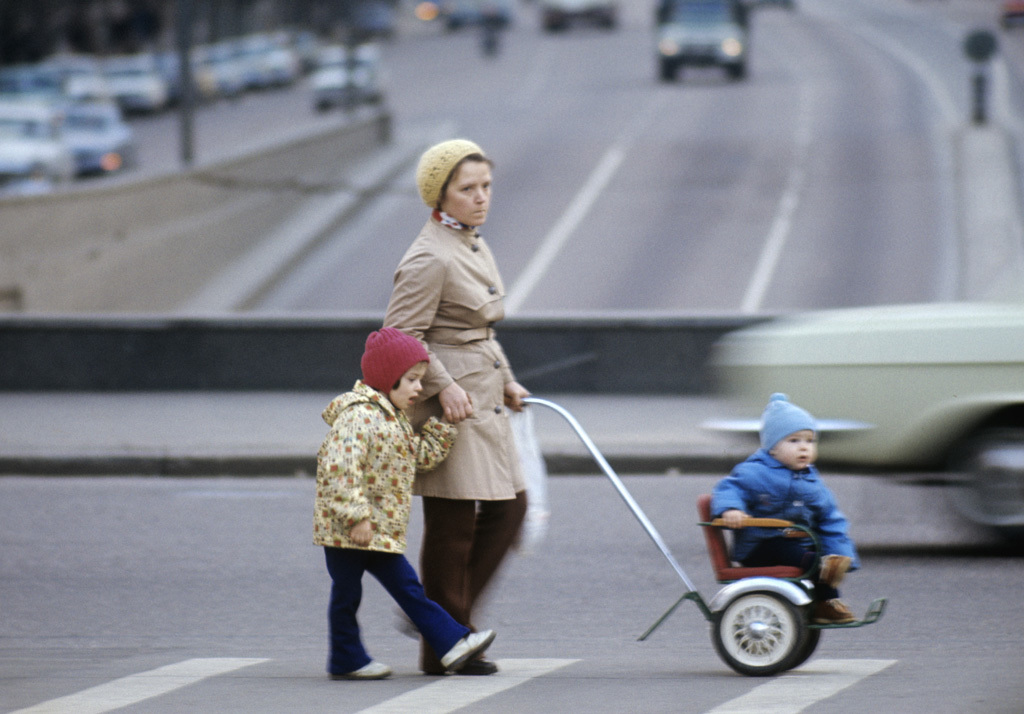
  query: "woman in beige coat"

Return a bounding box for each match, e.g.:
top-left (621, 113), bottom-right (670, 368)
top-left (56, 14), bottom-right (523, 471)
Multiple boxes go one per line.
top-left (384, 139), bottom-right (529, 676)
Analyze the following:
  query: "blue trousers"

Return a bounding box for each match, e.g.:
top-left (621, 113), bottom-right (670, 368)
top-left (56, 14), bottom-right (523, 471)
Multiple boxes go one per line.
top-left (740, 536), bottom-right (840, 601)
top-left (323, 547), bottom-right (469, 675)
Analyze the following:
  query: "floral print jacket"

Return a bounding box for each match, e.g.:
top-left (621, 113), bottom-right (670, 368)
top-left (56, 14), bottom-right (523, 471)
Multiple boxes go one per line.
top-left (313, 381), bottom-right (456, 552)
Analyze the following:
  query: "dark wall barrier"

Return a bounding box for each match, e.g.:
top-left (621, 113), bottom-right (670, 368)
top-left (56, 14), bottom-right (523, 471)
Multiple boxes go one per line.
top-left (0, 314), bottom-right (765, 394)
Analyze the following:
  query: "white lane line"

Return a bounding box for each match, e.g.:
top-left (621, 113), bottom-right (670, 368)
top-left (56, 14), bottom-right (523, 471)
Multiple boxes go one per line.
top-left (503, 146), bottom-right (624, 315)
top-left (8, 658), bottom-right (268, 714)
top-left (355, 658), bottom-right (578, 714)
top-left (706, 658), bottom-right (897, 714)
top-left (504, 94), bottom-right (667, 315)
top-left (740, 85), bottom-right (814, 314)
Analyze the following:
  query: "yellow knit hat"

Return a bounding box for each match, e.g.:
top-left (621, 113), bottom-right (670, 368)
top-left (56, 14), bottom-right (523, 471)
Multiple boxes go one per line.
top-left (416, 139), bottom-right (485, 208)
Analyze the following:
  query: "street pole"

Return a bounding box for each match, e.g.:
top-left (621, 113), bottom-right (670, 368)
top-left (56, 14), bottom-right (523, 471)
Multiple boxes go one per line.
top-left (176, 0), bottom-right (196, 167)
top-left (963, 29), bottom-right (998, 126)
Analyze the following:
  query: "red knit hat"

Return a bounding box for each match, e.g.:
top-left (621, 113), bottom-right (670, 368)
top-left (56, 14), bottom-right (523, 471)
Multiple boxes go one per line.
top-left (360, 327), bottom-right (429, 393)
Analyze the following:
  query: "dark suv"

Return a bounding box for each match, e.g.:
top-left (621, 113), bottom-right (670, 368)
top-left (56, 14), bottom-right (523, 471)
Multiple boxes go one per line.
top-left (656, 0), bottom-right (749, 81)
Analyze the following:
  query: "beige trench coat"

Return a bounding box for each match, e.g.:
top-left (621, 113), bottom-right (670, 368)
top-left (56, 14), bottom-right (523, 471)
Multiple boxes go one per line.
top-left (384, 217), bottom-right (525, 500)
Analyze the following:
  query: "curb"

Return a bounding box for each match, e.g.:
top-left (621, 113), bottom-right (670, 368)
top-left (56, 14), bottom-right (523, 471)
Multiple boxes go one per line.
top-left (0, 452), bottom-right (743, 478)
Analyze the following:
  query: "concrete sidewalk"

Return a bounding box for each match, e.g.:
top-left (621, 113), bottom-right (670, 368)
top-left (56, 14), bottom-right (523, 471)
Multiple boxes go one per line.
top-left (0, 391), bottom-right (751, 476)
top-left (0, 390), bottom-right (1005, 550)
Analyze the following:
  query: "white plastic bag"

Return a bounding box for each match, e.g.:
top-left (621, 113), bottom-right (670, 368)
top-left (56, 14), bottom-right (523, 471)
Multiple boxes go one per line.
top-left (510, 406), bottom-right (549, 552)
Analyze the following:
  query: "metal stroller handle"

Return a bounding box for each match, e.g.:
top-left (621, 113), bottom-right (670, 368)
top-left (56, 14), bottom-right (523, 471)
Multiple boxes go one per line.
top-left (522, 397), bottom-right (697, 594)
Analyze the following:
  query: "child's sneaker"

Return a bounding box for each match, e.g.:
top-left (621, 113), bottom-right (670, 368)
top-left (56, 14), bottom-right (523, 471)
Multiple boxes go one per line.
top-left (812, 598), bottom-right (856, 624)
top-left (331, 661), bottom-right (392, 680)
top-left (441, 630), bottom-right (496, 672)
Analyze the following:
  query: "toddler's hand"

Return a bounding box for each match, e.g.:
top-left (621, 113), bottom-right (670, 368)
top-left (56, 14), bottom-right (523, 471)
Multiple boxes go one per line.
top-left (722, 509), bottom-right (748, 528)
top-left (350, 519), bottom-right (373, 547)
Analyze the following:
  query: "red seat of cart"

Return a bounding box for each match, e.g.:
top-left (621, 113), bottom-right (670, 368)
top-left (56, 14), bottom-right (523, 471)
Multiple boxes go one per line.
top-left (697, 494), bottom-right (805, 582)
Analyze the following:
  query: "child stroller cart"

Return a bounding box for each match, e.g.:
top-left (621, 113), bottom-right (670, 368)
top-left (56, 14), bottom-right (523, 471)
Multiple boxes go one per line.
top-left (524, 397), bottom-right (886, 677)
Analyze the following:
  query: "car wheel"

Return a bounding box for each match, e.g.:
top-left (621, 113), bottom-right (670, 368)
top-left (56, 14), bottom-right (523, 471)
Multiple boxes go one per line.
top-left (951, 428), bottom-right (1024, 541)
top-left (659, 58), bottom-right (678, 82)
top-left (726, 61), bottom-right (747, 80)
top-left (712, 592), bottom-right (810, 676)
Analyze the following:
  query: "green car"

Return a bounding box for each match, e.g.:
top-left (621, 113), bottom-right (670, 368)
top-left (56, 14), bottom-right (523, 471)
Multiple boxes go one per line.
top-left (710, 302), bottom-right (1024, 540)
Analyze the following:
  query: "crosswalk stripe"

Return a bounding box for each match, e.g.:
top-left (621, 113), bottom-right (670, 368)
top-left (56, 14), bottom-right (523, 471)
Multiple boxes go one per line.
top-left (8, 657), bottom-right (268, 714)
top-left (354, 658), bottom-right (579, 714)
top-left (705, 659), bottom-right (898, 714)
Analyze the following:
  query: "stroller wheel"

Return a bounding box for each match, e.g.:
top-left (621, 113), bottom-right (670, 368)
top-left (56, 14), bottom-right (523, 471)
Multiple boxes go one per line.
top-left (712, 591), bottom-right (810, 676)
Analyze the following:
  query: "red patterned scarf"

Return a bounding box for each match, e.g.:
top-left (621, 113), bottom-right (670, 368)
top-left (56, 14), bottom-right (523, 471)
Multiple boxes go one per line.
top-left (433, 209), bottom-right (475, 231)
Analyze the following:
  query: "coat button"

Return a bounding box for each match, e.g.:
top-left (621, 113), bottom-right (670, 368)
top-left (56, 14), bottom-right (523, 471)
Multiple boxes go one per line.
top-left (493, 360), bottom-right (501, 368)
top-left (471, 244), bottom-right (480, 252)
top-left (488, 286), bottom-right (497, 295)
top-left (494, 406), bottom-right (502, 414)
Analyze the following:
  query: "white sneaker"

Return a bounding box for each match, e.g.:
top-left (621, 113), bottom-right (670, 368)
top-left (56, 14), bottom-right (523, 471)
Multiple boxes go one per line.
top-left (332, 661), bottom-right (392, 680)
top-left (441, 630), bottom-right (497, 672)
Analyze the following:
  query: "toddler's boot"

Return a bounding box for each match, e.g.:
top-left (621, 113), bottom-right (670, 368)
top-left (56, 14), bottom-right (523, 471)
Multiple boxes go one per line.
top-left (819, 554), bottom-right (851, 588)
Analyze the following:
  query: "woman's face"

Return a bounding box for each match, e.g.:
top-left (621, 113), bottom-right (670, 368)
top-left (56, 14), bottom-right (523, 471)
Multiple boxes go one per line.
top-left (440, 160), bottom-right (492, 227)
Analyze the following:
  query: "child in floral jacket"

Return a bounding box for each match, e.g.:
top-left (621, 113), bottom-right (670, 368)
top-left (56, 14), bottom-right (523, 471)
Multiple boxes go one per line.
top-left (314, 327), bottom-right (495, 679)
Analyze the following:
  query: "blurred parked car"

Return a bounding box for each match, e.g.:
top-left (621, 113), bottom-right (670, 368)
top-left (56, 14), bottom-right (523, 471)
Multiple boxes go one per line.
top-left (709, 302), bottom-right (1024, 540)
top-left (310, 44), bottom-right (384, 111)
top-left (154, 50), bottom-right (221, 105)
top-left (292, 30), bottom-right (323, 74)
top-left (38, 54), bottom-right (113, 103)
top-left (349, 0), bottom-right (398, 41)
top-left (0, 65), bottom-right (64, 100)
top-left (0, 100), bottom-right (74, 194)
top-left (62, 101), bottom-right (137, 176)
top-left (438, 0), bottom-right (514, 30)
top-left (1001, 0), bottom-right (1024, 28)
top-left (103, 54), bottom-right (170, 113)
top-left (195, 42), bottom-right (248, 100)
top-left (540, 0), bottom-right (618, 32)
top-left (237, 33), bottom-right (302, 89)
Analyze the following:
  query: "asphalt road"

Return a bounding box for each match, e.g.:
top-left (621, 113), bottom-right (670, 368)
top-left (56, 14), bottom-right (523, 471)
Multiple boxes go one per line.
top-left (250, 0), bottom-right (1006, 314)
top-left (67, 0), bottom-right (1018, 316)
top-left (1, 475), bottom-right (1022, 713)
top-left (5, 3), bottom-right (1023, 710)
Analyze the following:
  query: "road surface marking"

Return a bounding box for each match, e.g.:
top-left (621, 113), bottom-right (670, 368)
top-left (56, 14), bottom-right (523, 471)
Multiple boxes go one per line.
top-left (740, 84), bottom-right (814, 314)
top-left (8, 658), bottom-right (268, 714)
top-left (355, 658), bottom-right (578, 714)
top-left (706, 658), bottom-right (897, 714)
top-left (505, 94), bottom-right (667, 314)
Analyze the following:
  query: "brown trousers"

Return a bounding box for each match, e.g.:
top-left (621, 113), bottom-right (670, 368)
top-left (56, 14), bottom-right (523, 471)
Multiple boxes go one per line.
top-left (419, 491), bottom-right (528, 673)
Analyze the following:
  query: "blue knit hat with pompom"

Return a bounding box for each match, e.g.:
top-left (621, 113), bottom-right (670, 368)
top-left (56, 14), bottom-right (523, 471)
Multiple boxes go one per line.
top-left (760, 393), bottom-right (816, 451)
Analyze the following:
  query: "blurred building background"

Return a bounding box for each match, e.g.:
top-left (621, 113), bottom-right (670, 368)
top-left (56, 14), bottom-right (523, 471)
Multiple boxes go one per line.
top-left (0, 0), bottom-right (391, 65)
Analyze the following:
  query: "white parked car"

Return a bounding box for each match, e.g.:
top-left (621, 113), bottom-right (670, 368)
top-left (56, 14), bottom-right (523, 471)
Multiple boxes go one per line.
top-left (62, 100), bottom-right (137, 176)
top-left (0, 100), bottom-right (74, 195)
top-left (103, 53), bottom-right (171, 113)
top-left (194, 42), bottom-right (248, 100)
top-left (310, 44), bottom-right (384, 112)
top-left (38, 54), bottom-right (113, 103)
top-left (237, 33), bottom-right (302, 89)
top-left (710, 302), bottom-right (1024, 540)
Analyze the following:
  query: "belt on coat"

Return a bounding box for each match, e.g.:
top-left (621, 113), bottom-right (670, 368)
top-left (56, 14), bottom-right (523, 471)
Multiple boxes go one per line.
top-left (425, 325), bottom-right (494, 344)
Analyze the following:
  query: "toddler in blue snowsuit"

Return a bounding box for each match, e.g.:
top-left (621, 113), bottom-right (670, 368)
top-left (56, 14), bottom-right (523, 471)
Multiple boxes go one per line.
top-left (711, 393), bottom-right (859, 623)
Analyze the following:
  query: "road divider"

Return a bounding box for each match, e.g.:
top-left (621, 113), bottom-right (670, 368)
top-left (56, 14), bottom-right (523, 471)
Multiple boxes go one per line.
top-left (0, 114), bottom-right (391, 313)
top-left (0, 313), bottom-right (764, 393)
